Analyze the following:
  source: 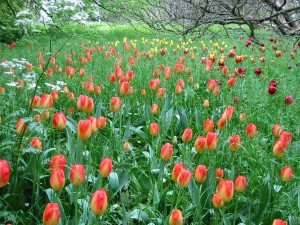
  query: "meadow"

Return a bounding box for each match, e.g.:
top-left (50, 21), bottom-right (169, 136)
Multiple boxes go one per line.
top-left (0, 24), bottom-right (300, 225)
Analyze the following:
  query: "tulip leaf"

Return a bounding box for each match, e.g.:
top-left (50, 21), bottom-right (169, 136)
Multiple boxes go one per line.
top-left (153, 182), bottom-right (160, 208)
top-left (195, 106), bottom-right (201, 132)
top-left (188, 178), bottom-right (198, 207)
top-left (123, 120), bottom-right (132, 140)
top-left (179, 107), bottom-right (188, 128)
top-left (130, 126), bottom-right (146, 140)
top-left (66, 116), bottom-right (78, 134)
top-left (254, 181), bottom-right (271, 222)
top-left (93, 101), bottom-right (102, 118)
top-left (129, 209), bottom-right (150, 223)
top-left (109, 172), bottom-right (119, 191)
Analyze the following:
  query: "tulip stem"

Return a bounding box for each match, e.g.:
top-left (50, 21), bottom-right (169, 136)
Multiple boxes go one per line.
top-left (233, 199), bottom-right (238, 225)
top-left (74, 186), bottom-right (78, 225)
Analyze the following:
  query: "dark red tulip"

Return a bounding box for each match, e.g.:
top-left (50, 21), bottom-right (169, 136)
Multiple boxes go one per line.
top-left (268, 86), bottom-right (277, 95)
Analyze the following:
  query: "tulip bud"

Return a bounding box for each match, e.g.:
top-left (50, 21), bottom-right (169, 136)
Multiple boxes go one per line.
top-left (280, 166), bottom-right (292, 182)
top-left (31, 95), bottom-right (41, 109)
top-left (77, 95), bottom-right (88, 111)
top-left (16, 118), bottom-right (28, 135)
top-left (52, 112), bottom-right (67, 130)
top-left (97, 116), bottom-right (107, 129)
top-left (221, 106), bottom-right (235, 122)
top-left (217, 117), bottom-right (226, 130)
top-left (203, 119), bottom-right (214, 133)
top-left (141, 89), bottom-right (147, 96)
top-left (206, 132), bottom-right (218, 151)
top-left (172, 163), bottom-right (184, 181)
top-left (50, 169), bottom-right (65, 191)
top-left (0, 159), bottom-right (10, 188)
top-left (272, 219), bottom-right (288, 225)
top-left (177, 169), bottom-right (192, 187)
top-left (43, 203), bottom-right (60, 225)
top-left (110, 97), bottom-right (122, 113)
top-left (49, 154), bottom-right (66, 174)
top-left (216, 168), bottom-right (224, 181)
top-left (90, 189), bottom-right (108, 215)
top-left (207, 79), bottom-right (216, 91)
top-left (194, 165), bottom-right (207, 183)
top-left (212, 193), bottom-right (224, 208)
top-left (229, 135), bottom-right (241, 151)
top-left (273, 124), bottom-right (282, 137)
top-left (239, 113), bottom-right (246, 122)
top-left (88, 116), bottom-right (98, 133)
top-left (149, 123), bottom-right (160, 137)
top-left (203, 99), bottom-right (209, 108)
top-left (279, 131), bottom-right (292, 146)
top-left (234, 176), bottom-right (247, 192)
top-left (246, 123), bottom-right (257, 138)
top-left (273, 140), bottom-right (287, 157)
top-left (84, 97), bottom-right (94, 114)
top-left (78, 120), bottom-right (92, 140)
top-left (160, 143), bottom-right (173, 161)
top-left (30, 137), bottom-right (42, 150)
top-left (150, 104), bottom-right (159, 115)
top-left (194, 136), bottom-right (206, 153)
top-left (120, 81), bottom-right (130, 96)
top-left (218, 179), bottom-right (234, 202)
top-left (169, 209), bottom-right (184, 225)
top-left (123, 141), bottom-right (131, 152)
top-left (70, 164), bottom-right (85, 186)
top-left (156, 87), bottom-right (165, 99)
top-left (51, 90), bottom-right (59, 101)
top-left (99, 158), bottom-right (113, 177)
top-left (182, 128), bottom-right (193, 143)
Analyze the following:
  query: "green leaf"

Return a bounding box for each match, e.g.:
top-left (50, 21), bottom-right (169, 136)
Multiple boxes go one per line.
top-left (66, 116), bottom-right (77, 134)
top-left (254, 181), bottom-right (271, 222)
top-left (188, 178), bottom-right (198, 207)
top-left (130, 126), bottom-right (146, 140)
top-left (93, 101), bottom-right (102, 118)
top-left (109, 172), bottom-right (119, 191)
top-left (153, 182), bottom-right (160, 208)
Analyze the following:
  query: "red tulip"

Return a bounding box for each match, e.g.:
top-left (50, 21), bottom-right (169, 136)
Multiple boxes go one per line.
top-left (70, 164), bottom-right (85, 186)
top-left (90, 189), bottom-right (108, 215)
top-left (169, 209), bottom-right (183, 225)
top-left (99, 158), bottom-right (113, 177)
top-left (0, 159), bottom-right (10, 188)
top-left (97, 116), bottom-right (107, 129)
top-left (110, 97), bottom-right (122, 113)
top-left (30, 137), bottom-right (42, 150)
top-left (43, 203), bottom-right (60, 225)
top-left (160, 143), bottom-right (173, 161)
top-left (218, 179), bottom-right (234, 202)
top-left (203, 119), bottom-right (214, 133)
top-left (78, 120), bottom-right (92, 140)
top-left (280, 166), bottom-right (292, 182)
top-left (149, 123), bottom-right (160, 137)
top-left (272, 219), bottom-right (288, 225)
top-left (52, 112), bottom-right (67, 130)
top-left (216, 168), bottom-right (224, 181)
top-left (194, 136), bottom-right (206, 153)
top-left (268, 86), bottom-right (277, 95)
top-left (246, 123), bottom-right (257, 138)
top-left (234, 176), bottom-right (247, 192)
top-left (206, 132), bottom-right (218, 151)
top-left (212, 193), bottom-right (224, 208)
top-left (182, 128), bottom-right (193, 143)
top-left (194, 165), bottom-right (207, 183)
top-left (49, 154), bottom-right (66, 174)
top-left (285, 95), bottom-right (293, 105)
top-left (172, 163), bottom-right (184, 181)
top-left (177, 169), bottom-right (192, 187)
top-left (50, 169), bottom-right (65, 191)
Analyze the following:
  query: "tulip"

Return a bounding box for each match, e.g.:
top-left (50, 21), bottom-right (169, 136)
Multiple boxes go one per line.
top-left (194, 165), bottom-right (207, 183)
top-left (273, 140), bottom-right (287, 157)
top-left (206, 132), bottom-right (218, 151)
top-left (40, 94), bottom-right (53, 109)
top-left (0, 159), bottom-right (10, 188)
top-left (78, 120), bottom-right (92, 140)
top-left (49, 154), bottom-right (66, 174)
top-left (279, 131), bottom-right (292, 146)
top-left (194, 136), bottom-right (206, 153)
top-left (84, 98), bottom-right (94, 114)
top-left (246, 123), bottom-right (257, 138)
top-left (150, 104), bottom-right (159, 115)
top-left (268, 86), bottom-right (277, 95)
top-left (77, 95), bottom-right (88, 111)
top-left (172, 163), bottom-right (184, 181)
top-left (207, 79), bottom-right (216, 91)
top-left (234, 176), bottom-right (247, 192)
top-left (273, 124), bottom-right (282, 137)
top-left (30, 137), bottom-right (42, 150)
top-left (203, 119), bottom-right (214, 133)
top-left (16, 118), bottom-right (28, 135)
top-left (149, 78), bottom-right (160, 90)
top-left (227, 77), bottom-right (236, 87)
top-left (52, 112), bottom-right (67, 130)
top-left (280, 166), bottom-right (292, 182)
top-left (30, 95), bottom-right (41, 108)
top-left (99, 158), bottom-right (113, 177)
top-left (50, 169), bottom-right (65, 191)
top-left (141, 89), bottom-right (147, 96)
top-left (51, 90), bottom-right (59, 101)
top-left (110, 97), bottom-right (122, 113)
top-left (88, 116), bottom-right (98, 133)
top-left (120, 81), bottom-right (130, 95)
top-left (217, 117), bottom-right (226, 130)
top-left (221, 106), bottom-right (235, 122)
top-left (218, 179), bottom-right (234, 202)
top-left (123, 141), bottom-right (131, 152)
top-left (177, 169), bottom-right (192, 187)
top-left (43, 203), bottom-right (60, 225)
top-left (272, 219), bottom-right (288, 225)
top-left (175, 85), bottom-right (182, 95)
top-left (90, 189), bottom-right (108, 215)
top-left (156, 87), bottom-right (165, 99)
top-left (212, 193), bottom-right (224, 208)
top-left (97, 116), bottom-right (107, 129)
top-left (229, 135), bottom-right (241, 151)
top-left (149, 123), bottom-right (160, 137)
top-left (70, 164), bottom-right (85, 186)
top-left (182, 128), bottom-right (193, 143)
top-left (177, 79), bottom-right (185, 88)
top-left (285, 95), bottom-right (293, 105)
top-left (160, 143), bottom-right (173, 161)
top-left (169, 209), bottom-right (184, 225)
top-left (203, 99), bottom-right (209, 108)
top-left (216, 168), bottom-right (224, 181)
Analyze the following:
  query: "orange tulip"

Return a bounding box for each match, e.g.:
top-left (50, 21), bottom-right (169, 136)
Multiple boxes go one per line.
top-left (120, 81), bottom-right (130, 95)
top-left (234, 176), bottom-right (247, 192)
top-left (206, 132), bottom-right (218, 151)
top-left (203, 99), bottom-right (209, 108)
top-left (216, 168), bottom-right (224, 181)
top-left (273, 219), bottom-right (288, 225)
top-left (149, 78), bottom-right (160, 90)
top-left (52, 112), bottom-right (67, 130)
top-left (30, 137), bottom-right (42, 150)
top-left (77, 95), bottom-right (88, 111)
top-left (84, 97), bottom-right (94, 114)
top-left (246, 123), bottom-right (257, 138)
top-left (212, 193), bottom-right (224, 208)
top-left (203, 119), bottom-right (214, 133)
top-left (156, 87), bottom-right (165, 99)
top-left (160, 143), bottom-right (173, 161)
top-left (221, 105), bottom-right (235, 122)
top-left (227, 77), bottom-right (236, 87)
top-left (194, 136), bottom-right (206, 153)
top-left (123, 141), bottom-right (131, 152)
top-left (43, 203), bottom-right (60, 225)
top-left (110, 97), bottom-right (122, 113)
top-left (218, 179), bottom-right (234, 202)
top-left (194, 165), bottom-right (207, 183)
top-left (273, 140), bottom-right (287, 157)
top-left (30, 95), bottom-right (41, 108)
top-left (40, 94), bottom-right (53, 109)
top-left (70, 164), bottom-right (85, 186)
top-left (175, 85), bottom-right (182, 95)
top-left (172, 163), bottom-right (184, 181)
top-left (280, 166), bottom-right (292, 182)
top-left (149, 123), bottom-right (160, 137)
top-left (49, 154), bottom-right (66, 174)
top-left (150, 104), bottom-right (159, 115)
top-left (78, 120), bottom-right (92, 140)
top-left (99, 158), bottom-right (113, 177)
top-left (279, 131), bottom-right (292, 146)
top-left (90, 189), bottom-right (108, 215)
top-left (97, 116), bottom-right (107, 129)
top-left (273, 124), bottom-right (282, 137)
top-left (0, 159), bottom-right (10, 188)
top-left (88, 116), bottom-right (98, 133)
top-left (207, 79), bottom-right (216, 91)
top-left (229, 135), bottom-right (241, 151)
top-left (16, 118), bottom-right (28, 135)
top-left (50, 169), bottom-right (65, 191)
top-left (177, 169), bottom-right (192, 187)
top-left (217, 117), bottom-right (226, 130)
top-left (169, 209), bottom-right (184, 225)
top-left (182, 128), bottom-right (193, 143)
